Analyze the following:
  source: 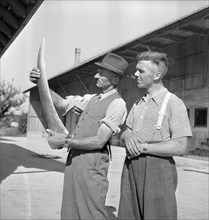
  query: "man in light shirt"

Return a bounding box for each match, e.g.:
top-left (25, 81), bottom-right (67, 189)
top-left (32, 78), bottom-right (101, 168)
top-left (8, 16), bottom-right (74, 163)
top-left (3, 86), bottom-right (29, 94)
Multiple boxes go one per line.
top-left (118, 51), bottom-right (192, 220)
top-left (29, 53), bottom-right (128, 219)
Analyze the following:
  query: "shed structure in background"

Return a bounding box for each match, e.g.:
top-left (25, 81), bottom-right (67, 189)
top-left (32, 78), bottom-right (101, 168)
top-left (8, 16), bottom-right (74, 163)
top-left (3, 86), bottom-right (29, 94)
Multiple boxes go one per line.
top-left (24, 7), bottom-right (209, 151)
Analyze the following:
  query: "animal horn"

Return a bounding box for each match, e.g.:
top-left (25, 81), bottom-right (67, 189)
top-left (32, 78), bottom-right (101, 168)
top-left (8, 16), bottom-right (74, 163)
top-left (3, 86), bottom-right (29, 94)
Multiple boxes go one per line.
top-left (37, 38), bottom-right (68, 135)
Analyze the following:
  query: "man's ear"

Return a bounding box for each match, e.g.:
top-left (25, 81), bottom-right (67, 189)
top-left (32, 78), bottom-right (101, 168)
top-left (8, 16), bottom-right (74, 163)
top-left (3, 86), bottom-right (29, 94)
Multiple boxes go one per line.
top-left (154, 71), bottom-right (162, 80)
top-left (113, 75), bottom-right (121, 85)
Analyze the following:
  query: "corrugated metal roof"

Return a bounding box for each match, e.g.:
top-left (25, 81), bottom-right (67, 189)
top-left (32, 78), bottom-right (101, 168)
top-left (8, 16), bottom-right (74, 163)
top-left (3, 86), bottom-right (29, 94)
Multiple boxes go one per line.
top-left (0, 0), bottom-right (44, 58)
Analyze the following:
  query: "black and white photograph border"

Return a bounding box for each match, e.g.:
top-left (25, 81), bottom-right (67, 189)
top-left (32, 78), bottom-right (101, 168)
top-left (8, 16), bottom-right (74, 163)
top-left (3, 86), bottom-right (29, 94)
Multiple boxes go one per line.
top-left (0, 1), bottom-right (208, 220)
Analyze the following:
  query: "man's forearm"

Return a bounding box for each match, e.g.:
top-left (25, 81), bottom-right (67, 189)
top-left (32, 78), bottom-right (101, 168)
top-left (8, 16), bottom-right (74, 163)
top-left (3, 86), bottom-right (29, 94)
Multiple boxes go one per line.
top-left (65, 136), bottom-right (106, 151)
top-left (121, 129), bottom-right (187, 157)
top-left (142, 137), bottom-right (188, 157)
top-left (50, 89), bottom-right (66, 112)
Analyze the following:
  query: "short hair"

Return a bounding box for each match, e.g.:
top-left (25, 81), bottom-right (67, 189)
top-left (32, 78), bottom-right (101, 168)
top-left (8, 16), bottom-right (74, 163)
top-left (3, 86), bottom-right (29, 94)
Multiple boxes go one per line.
top-left (137, 51), bottom-right (169, 78)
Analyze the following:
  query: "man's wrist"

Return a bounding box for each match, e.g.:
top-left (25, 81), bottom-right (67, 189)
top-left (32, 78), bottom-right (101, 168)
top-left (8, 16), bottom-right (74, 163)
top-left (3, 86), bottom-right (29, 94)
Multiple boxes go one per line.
top-left (141, 143), bottom-right (148, 154)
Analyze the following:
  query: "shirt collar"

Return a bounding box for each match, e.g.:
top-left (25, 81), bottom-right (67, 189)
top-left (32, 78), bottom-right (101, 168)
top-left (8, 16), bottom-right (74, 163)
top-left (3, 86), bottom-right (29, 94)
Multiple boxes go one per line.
top-left (141, 88), bottom-right (168, 105)
top-left (99, 88), bottom-right (118, 100)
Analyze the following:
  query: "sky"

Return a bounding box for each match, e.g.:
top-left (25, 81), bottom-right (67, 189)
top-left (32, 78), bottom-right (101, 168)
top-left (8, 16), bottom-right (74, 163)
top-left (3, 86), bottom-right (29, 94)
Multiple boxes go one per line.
top-left (1, 0), bottom-right (208, 94)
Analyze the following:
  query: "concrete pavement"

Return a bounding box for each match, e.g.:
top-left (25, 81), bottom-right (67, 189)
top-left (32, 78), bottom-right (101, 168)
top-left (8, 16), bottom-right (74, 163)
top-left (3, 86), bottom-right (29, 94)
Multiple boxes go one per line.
top-left (0, 136), bottom-right (208, 219)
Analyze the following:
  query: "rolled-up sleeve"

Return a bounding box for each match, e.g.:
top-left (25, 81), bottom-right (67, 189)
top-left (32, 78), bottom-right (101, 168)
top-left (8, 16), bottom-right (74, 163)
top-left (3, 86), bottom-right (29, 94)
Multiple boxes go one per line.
top-left (100, 98), bottom-right (127, 135)
top-left (63, 94), bottom-right (95, 116)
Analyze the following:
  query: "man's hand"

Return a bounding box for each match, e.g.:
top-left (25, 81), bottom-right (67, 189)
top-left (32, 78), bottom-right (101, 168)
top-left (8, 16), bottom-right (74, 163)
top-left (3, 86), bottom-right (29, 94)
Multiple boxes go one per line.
top-left (46, 129), bottom-right (66, 149)
top-left (29, 67), bottom-right (41, 84)
top-left (121, 130), bottom-right (145, 157)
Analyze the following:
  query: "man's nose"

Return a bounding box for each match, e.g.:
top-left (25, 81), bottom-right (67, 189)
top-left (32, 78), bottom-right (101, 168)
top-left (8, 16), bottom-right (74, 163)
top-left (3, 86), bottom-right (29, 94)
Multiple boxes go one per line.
top-left (134, 70), bottom-right (139, 77)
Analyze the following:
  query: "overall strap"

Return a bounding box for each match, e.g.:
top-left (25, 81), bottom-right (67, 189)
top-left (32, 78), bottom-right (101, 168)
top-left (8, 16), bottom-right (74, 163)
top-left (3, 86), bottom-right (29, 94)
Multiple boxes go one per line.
top-left (155, 92), bottom-right (172, 130)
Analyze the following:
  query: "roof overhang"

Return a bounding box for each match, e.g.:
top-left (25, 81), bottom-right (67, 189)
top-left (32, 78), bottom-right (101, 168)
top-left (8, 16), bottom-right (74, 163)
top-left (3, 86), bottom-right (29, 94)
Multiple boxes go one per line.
top-left (24, 6), bottom-right (209, 93)
top-left (0, 0), bottom-right (44, 58)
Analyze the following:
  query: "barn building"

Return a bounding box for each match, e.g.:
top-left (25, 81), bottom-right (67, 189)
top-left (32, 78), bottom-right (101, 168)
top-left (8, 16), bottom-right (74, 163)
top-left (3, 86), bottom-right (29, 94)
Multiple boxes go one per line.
top-left (23, 6), bottom-right (209, 153)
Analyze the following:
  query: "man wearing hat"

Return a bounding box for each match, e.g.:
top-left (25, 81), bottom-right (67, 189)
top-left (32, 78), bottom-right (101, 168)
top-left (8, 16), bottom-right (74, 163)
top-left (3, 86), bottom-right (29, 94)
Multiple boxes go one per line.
top-left (29, 53), bottom-right (129, 219)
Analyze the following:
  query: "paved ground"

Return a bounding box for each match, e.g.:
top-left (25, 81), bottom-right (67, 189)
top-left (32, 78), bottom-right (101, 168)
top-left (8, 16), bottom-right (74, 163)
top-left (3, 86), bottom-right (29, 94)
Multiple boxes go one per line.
top-left (0, 136), bottom-right (208, 220)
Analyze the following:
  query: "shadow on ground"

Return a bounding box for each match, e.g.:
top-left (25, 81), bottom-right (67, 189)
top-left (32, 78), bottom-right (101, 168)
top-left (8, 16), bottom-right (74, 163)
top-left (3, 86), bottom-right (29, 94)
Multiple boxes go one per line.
top-left (0, 141), bottom-right (65, 183)
top-left (1, 139), bottom-right (118, 218)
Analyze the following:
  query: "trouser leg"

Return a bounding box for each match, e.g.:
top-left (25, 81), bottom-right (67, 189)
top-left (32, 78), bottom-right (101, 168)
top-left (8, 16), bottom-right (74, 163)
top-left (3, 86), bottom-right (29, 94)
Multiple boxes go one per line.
top-left (61, 154), bottom-right (79, 220)
top-left (143, 156), bottom-right (178, 220)
top-left (119, 155), bottom-right (178, 220)
top-left (118, 157), bottom-right (145, 220)
top-left (62, 152), bottom-right (110, 220)
top-left (73, 152), bottom-right (110, 219)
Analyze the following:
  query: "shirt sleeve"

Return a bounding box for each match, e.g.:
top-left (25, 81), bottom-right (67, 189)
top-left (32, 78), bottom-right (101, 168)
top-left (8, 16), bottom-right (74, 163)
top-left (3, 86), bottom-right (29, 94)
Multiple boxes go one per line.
top-left (168, 96), bottom-right (192, 139)
top-left (63, 94), bottom-right (95, 116)
top-left (125, 103), bottom-right (136, 130)
top-left (100, 98), bottom-right (127, 135)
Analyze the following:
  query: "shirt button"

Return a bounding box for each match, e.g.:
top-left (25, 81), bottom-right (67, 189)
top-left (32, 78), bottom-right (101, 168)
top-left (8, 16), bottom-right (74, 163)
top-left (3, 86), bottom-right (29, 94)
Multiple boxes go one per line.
top-left (145, 106), bottom-right (147, 109)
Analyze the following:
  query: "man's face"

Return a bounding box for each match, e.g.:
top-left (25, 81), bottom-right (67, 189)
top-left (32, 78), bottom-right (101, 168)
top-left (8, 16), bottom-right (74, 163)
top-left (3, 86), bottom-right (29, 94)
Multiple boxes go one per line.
top-left (94, 68), bottom-right (117, 89)
top-left (134, 60), bottom-right (156, 89)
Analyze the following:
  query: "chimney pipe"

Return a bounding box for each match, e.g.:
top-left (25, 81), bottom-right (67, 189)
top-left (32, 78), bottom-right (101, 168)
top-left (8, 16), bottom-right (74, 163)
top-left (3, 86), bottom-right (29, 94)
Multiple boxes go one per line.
top-left (75, 48), bottom-right (81, 65)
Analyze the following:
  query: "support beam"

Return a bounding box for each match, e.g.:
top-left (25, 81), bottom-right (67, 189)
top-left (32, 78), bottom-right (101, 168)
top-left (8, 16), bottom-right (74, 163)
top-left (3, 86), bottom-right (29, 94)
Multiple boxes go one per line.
top-left (117, 50), bottom-right (139, 60)
top-left (130, 43), bottom-right (148, 52)
top-left (0, 5), bottom-right (19, 29)
top-left (117, 53), bottom-right (136, 61)
top-left (0, 21), bottom-right (12, 38)
top-left (160, 33), bottom-right (186, 42)
top-left (4, 0), bottom-right (27, 18)
top-left (179, 25), bottom-right (208, 36)
top-left (0, 43), bottom-right (4, 51)
top-left (142, 41), bottom-right (164, 49)
top-left (204, 15), bottom-right (209, 20)
top-left (0, 32), bottom-right (8, 46)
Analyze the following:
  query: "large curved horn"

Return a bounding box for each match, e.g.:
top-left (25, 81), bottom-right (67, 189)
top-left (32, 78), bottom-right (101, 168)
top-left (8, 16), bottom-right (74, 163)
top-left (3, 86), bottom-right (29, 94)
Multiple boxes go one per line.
top-left (37, 38), bottom-right (68, 135)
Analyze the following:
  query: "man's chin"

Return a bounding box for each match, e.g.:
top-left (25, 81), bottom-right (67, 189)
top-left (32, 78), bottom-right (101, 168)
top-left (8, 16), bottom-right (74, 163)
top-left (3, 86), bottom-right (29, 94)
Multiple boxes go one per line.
top-left (137, 83), bottom-right (144, 88)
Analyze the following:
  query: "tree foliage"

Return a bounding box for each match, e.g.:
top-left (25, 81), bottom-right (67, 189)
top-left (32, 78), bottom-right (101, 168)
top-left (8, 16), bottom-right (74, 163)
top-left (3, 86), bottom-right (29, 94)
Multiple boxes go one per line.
top-left (18, 113), bottom-right (28, 134)
top-left (0, 80), bottom-right (26, 118)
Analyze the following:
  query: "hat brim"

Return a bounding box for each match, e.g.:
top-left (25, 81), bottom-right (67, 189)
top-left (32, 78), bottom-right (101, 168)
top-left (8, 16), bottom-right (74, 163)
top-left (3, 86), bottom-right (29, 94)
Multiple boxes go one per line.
top-left (95, 62), bottom-right (125, 77)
